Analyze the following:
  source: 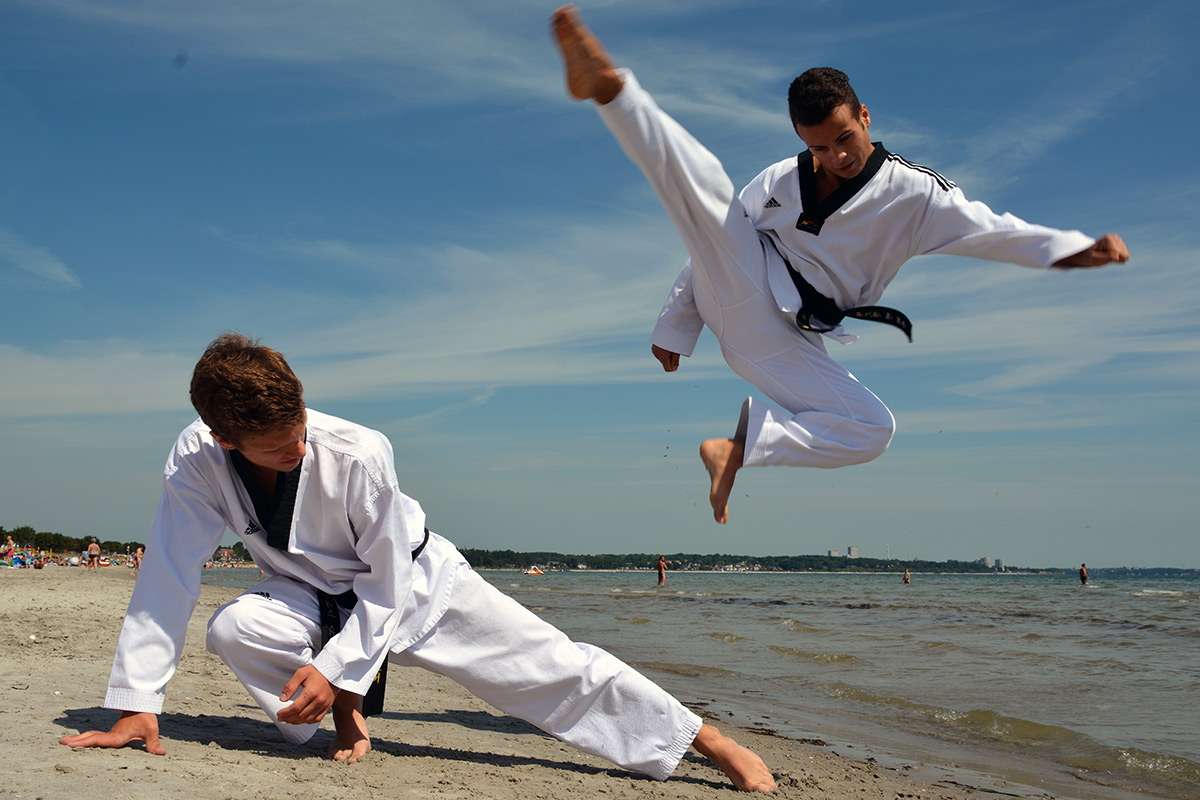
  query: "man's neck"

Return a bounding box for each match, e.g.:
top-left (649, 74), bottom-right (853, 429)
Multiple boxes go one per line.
top-left (812, 162), bottom-right (842, 203)
top-left (249, 464), bottom-right (279, 497)
top-left (811, 142), bottom-right (876, 203)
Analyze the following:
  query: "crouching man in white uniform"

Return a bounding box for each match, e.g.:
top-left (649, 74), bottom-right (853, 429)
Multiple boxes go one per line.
top-left (551, 5), bottom-right (1130, 525)
top-left (59, 333), bottom-right (776, 793)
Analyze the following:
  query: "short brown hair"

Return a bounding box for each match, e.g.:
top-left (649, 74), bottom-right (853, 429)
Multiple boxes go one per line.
top-left (189, 333), bottom-right (305, 445)
top-left (788, 67), bottom-right (861, 128)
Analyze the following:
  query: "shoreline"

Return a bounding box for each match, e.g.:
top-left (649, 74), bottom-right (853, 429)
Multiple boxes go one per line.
top-left (0, 566), bottom-right (1162, 800)
top-left (475, 567), bottom-right (1052, 575)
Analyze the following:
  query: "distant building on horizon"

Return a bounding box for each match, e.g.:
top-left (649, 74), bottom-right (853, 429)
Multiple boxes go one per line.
top-left (847, 546), bottom-right (859, 559)
top-left (828, 550), bottom-right (840, 558)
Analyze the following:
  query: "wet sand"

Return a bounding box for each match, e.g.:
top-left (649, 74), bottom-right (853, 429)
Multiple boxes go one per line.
top-left (3, 566), bottom-right (1000, 799)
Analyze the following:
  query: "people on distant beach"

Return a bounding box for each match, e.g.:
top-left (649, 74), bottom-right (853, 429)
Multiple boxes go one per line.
top-left (903, 569), bottom-right (911, 585)
top-left (1079, 564), bottom-right (1088, 586)
top-left (59, 333), bottom-right (776, 792)
top-left (131, 546), bottom-right (143, 576)
top-left (3, 535), bottom-right (14, 565)
top-left (87, 540), bottom-right (101, 572)
top-left (550, 5), bottom-right (1129, 524)
top-left (657, 556), bottom-right (668, 587)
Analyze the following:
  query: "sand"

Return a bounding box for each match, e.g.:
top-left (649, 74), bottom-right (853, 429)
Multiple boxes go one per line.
top-left (1, 566), bottom-right (998, 800)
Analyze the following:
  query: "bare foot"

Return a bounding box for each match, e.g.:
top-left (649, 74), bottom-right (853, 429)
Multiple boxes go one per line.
top-left (692, 723), bottom-right (776, 792)
top-left (700, 437), bottom-right (744, 524)
top-left (327, 692), bottom-right (371, 764)
top-left (550, 5), bottom-right (623, 103)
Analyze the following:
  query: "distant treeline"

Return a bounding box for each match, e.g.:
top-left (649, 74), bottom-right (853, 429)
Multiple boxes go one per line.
top-left (459, 550), bottom-right (1199, 576)
top-left (1086, 566), bottom-right (1200, 578)
top-left (462, 549), bottom-right (1002, 573)
top-left (1, 525), bottom-right (144, 557)
top-left (7, 524), bottom-right (1194, 576)
top-left (1, 524), bottom-right (249, 563)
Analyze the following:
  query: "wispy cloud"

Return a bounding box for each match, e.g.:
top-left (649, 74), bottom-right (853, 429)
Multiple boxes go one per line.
top-left (935, 11), bottom-right (1180, 194)
top-left (0, 209), bottom-right (727, 419)
top-left (383, 386), bottom-right (498, 433)
top-left (852, 230), bottom-right (1200, 390)
top-left (0, 341), bottom-right (190, 418)
top-left (0, 229), bottom-right (81, 288)
top-left (22, 1), bottom-right (574, 103)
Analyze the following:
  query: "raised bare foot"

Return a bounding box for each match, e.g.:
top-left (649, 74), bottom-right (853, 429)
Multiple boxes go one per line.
top-left (327, 692), bottom-right (371, 764)
top-left (700, 437), bottom-right (744, 524)
top-left (550, 5), bottom-right (623, 103)
top-left (692, 723), bottom-right (777, 792)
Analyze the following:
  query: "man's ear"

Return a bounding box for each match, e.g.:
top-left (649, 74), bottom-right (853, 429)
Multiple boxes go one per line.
top-left (860, 104), bottom-right (870, 129)
top-left (211, 433), bottom-right (238, 451)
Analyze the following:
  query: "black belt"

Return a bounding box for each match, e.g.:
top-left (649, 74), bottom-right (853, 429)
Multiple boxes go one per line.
top-left (765, 236), bottom-right (912, 342)
top-left (315, 527), bottom-right (430, 718)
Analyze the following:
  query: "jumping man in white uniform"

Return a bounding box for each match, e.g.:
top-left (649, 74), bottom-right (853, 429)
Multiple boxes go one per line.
top-left (551, 6), bottom-right (1130, 524)
top-left (59, 333), bottom-right (777, 793)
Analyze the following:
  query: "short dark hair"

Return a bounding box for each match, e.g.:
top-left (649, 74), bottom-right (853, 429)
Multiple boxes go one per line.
top-left (189, 333), bottom-right (305, 445)
top-left (788, 67), bottom-right (861, 128)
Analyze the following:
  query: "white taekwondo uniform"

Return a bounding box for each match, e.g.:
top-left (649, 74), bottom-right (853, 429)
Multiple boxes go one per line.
top-left (104, 409), bottom-right (700, 780)
top-left (597, 70), bottom-right (1094, 470)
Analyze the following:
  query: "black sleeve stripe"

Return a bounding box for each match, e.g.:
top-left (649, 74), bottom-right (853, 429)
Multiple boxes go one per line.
top-left (886, 153), bottom-right (956, 192)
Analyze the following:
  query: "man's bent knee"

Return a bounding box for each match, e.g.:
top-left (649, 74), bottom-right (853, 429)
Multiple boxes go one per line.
top-left (846, 416), bottom-right (895, 466)
top-left (205, 601), bottom-right (244, 657)
top-left (205, 594), bottom-right (290, 656)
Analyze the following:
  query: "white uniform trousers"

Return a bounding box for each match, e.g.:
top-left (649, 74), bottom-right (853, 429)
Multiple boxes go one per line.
top-left (598, 72), bottom-right (894, 470)
top-left (206, 564), bottom-right (701, 781)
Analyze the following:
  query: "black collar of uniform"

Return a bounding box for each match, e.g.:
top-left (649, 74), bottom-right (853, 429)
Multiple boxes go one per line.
top-left (795, 142), bottom-right (888, 235)
top-left (229, 438), bottom-right (305, 551)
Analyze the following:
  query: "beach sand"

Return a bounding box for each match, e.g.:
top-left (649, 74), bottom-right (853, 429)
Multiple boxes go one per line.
top-left (3, 567), bottom-right (993, 800)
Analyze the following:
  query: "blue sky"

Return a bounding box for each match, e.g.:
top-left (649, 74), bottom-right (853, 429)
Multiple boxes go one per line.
top-left (2, 0), bottom-right (1196, 568)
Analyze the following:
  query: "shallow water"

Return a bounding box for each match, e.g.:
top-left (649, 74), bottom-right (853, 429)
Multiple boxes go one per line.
top-left (202, 568), bottom-right (1199, 798)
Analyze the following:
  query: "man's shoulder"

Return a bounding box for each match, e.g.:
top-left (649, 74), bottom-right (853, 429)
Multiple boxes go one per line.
top-left (741, 155), bottom-right (803, 213)
top-left (306, 409), bottom-right (385, 443)
top-left (306, 410), bottom-right (395, 466)
top-left (751, 155), bottom-right (801, 186)
top-left (877, 149), bottom-right (957, 194)
top-left (165, 418), bottom-right (222, 473)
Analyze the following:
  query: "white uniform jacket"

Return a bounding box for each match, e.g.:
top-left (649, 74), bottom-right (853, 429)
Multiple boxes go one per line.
top-left (652, 146), bottom-right (1096, 353)
top-left (105, 410), bottom-right (459, 714)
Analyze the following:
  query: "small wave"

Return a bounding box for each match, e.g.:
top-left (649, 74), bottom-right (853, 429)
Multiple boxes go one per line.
top-left (1119, 747), bottom-right (1200, 776)
top-left (782, 618), bottom-right (823, 633)
top-left (824, 686), bottom-right (1200, 795)
top-left (636, 660), bottom-right (739, 679)
top-left (825, 683), bottom-right (921, 708)
top-left (706, 632), bottom-right (746, 644)
top-left (615, 616), bottom-right (650, 625)
top-left (714, 596), bottom-right (802, 607)
top-left (769, 646), bottom-right (855, 664)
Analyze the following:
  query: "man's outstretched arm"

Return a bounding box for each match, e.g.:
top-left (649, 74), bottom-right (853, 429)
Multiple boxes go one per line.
top-left (1053, 233), bottom-right (1130, 267)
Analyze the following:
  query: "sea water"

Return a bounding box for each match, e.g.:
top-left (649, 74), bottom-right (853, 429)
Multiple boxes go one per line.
top-left (201, 568), bottom-right (1199, 799)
